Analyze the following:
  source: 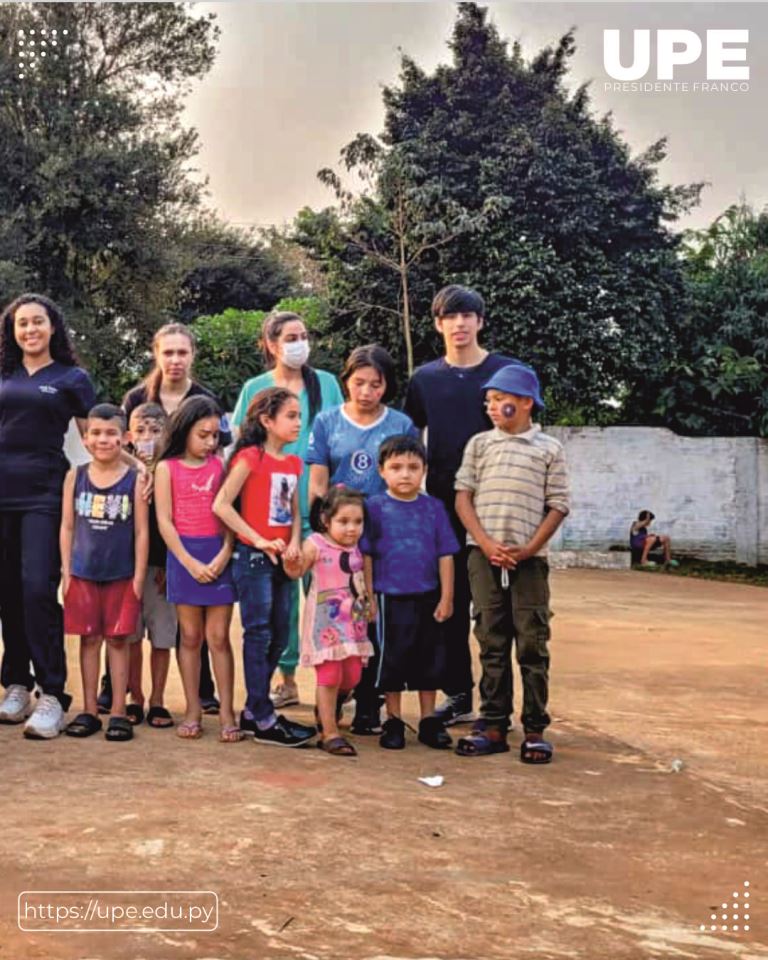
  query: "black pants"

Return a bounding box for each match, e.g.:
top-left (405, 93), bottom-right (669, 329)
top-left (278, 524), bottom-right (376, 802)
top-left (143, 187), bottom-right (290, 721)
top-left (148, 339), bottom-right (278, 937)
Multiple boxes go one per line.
top-left (441, 540), bottom-right (474, 698)
top-left (352, 621), bottom-right (383, 721)
top-left (0, 510), bottom-right (70, 709)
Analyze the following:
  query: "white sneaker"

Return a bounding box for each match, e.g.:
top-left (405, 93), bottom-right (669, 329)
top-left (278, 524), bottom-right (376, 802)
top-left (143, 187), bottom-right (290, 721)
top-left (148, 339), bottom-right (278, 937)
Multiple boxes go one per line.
top-left (23, 694), bottom-right (66, 739)
top-left (0, 684), bottom-right (34, 724)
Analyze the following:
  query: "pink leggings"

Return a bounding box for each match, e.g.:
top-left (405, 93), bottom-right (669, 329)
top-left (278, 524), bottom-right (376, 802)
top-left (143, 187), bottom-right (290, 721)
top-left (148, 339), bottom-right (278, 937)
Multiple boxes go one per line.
top-left (315, 656), bottom-right (363, 690)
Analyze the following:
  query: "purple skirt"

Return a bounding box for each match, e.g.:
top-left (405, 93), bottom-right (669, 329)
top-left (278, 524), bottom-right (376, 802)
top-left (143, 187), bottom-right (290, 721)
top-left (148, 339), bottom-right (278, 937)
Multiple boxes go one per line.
top-left (167, 535), bottom-right (236, 607)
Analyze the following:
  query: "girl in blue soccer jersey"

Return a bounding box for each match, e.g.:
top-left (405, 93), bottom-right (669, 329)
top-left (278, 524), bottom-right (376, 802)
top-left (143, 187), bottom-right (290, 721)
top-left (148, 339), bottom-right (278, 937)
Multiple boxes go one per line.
top-left (307, 343), bottom-right (417, 734)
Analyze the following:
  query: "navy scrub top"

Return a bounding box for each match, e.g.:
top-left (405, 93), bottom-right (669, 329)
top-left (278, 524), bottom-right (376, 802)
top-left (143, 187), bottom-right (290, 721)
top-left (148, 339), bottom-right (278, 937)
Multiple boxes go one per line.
top-left (0, 362), bottom-right (97, 513)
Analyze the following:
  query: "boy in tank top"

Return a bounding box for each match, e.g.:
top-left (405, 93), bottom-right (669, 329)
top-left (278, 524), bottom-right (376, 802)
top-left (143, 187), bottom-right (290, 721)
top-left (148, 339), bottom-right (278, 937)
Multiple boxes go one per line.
top-left (60, 404), bottom-right (149, 742)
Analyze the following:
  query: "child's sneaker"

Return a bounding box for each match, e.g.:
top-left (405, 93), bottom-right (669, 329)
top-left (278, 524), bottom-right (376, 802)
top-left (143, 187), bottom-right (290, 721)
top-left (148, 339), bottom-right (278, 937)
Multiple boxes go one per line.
top-left (434, 692), bottom-right (475, 726)
top-left (418, 715), bottom-right (452, 750)
top-left (252, 715), bottom-right (315, 748)
top-left (270, 683), bottom-right (300, 708)
top-left (379, 717), bottom-right (406, 750)
top-left (96, 673), bottom-right (112, 715)
top-left (23, 694), bottom-right (66, 739)
top-left (0, 684), bottom-right (35, 724)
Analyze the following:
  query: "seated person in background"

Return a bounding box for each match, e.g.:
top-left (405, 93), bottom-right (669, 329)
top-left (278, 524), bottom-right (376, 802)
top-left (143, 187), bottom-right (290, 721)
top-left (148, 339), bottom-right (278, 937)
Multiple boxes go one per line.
top-left (630, 510), bottom-right (678, 568)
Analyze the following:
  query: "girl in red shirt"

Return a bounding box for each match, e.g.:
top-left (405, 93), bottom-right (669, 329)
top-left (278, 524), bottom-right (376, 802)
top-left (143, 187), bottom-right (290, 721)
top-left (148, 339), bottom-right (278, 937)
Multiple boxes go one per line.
top-left (214, 388), bottom-right (317, 748)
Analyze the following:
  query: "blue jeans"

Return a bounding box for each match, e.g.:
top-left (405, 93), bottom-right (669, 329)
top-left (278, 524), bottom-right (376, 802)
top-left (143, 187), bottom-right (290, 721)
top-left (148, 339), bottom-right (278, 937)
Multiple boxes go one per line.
top-left (232, 545), bottom-right (293, 722)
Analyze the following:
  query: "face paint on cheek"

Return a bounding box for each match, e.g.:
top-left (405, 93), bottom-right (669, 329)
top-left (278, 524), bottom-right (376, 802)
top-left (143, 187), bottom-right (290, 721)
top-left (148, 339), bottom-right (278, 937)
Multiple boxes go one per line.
top-left (501, 403), bottom-right (516, 419)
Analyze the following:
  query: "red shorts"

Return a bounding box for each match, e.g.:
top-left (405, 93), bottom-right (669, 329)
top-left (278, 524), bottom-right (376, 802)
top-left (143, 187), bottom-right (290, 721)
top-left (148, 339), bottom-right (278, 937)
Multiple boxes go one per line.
top-left (64, 577), bottom-right (141, 638)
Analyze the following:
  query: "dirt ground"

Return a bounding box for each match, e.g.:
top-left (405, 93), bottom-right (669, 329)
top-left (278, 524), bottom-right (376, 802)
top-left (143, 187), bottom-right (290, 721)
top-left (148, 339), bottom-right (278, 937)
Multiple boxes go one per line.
top-left (1, 568), bottom-right (766, 960)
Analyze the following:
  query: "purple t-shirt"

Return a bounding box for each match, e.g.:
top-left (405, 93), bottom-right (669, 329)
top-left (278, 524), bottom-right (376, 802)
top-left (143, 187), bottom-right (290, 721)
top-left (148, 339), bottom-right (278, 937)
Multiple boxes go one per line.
top-left (360, 492), bottom-right (460, 595)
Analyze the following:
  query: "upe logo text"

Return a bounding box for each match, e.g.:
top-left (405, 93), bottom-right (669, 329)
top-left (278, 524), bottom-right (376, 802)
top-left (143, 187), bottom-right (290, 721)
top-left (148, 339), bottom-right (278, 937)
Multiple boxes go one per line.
top-left (603, 30), bottom-right (749, 81)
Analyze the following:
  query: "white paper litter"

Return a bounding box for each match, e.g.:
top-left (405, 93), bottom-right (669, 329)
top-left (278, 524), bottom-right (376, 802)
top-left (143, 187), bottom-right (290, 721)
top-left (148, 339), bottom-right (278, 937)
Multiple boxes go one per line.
top-left (418, 775), bottom-right (445, 788)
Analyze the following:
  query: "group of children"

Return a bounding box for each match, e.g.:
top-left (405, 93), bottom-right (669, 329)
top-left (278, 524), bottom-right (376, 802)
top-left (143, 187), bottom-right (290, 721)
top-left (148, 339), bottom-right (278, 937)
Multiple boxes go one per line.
top-left (57, 348), bottom-right (569, 763)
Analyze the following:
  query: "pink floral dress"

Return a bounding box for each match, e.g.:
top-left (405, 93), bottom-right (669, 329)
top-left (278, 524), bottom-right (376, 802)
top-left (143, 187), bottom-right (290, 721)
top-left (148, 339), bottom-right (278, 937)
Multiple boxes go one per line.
top-left (300, 533), bottom-right (374, 667)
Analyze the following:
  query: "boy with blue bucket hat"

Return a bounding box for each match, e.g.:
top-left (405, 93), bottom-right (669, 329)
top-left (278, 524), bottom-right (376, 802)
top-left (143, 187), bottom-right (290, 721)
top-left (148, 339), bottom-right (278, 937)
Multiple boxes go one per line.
top-left (454, 364), bottom-right (570, 763)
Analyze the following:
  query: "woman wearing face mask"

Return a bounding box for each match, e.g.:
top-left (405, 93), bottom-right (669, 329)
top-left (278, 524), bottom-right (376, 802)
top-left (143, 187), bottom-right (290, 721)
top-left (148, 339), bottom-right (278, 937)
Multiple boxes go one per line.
top-left (232, 312), bottom-right (343, 709)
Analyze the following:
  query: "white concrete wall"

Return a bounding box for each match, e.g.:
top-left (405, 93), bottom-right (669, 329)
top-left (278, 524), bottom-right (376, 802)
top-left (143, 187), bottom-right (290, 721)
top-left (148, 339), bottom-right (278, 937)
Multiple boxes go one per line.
top-left (547, 427), bottom-right (767, 566)
top-left (65, 420), bottom-right (767, 566)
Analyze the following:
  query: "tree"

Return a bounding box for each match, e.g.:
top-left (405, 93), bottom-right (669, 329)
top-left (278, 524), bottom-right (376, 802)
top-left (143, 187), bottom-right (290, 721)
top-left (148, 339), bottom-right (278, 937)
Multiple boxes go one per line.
top-left (318, 133), bottom-right (491, 376)
top-left (631, 202), bottom-right (768, 436)
top-left (0, 2), bottom-right (219, 398)
top-left (297, 3), bottom-right (702, 418)
top-left (176, 217), bottom-right (297, 324)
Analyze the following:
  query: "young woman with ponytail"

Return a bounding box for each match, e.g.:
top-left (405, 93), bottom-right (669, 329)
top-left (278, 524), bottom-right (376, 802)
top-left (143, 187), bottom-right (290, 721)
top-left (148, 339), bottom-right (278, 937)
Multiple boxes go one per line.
top-left (232, 312), bottom-right (342, 708)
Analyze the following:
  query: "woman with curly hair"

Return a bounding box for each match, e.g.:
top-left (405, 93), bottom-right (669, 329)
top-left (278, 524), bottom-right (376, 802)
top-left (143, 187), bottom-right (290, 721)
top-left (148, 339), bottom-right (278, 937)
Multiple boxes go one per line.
top-left (0, 293), bottom-right (97, 739)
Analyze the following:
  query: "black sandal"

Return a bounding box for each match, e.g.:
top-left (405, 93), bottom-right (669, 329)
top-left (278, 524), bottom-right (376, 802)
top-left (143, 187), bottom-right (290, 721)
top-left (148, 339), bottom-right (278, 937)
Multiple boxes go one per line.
top-left (65, 713), bottom-right (102, 738)
top-left (105, 716), bottom-right (134, 742)
top-left (520, 736), bottom-right (553, 764)
top-left (126, 703), bottom-right (145, 726)
top-left (146, 706), bottom-right (174, 728)
top-left (317, 736), bottom-right (357, 757)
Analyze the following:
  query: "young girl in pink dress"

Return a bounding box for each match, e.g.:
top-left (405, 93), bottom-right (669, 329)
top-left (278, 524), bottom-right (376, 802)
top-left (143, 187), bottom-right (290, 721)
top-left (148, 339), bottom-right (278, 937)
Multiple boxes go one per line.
top-left (284, 486), bottom-right (374, 756)
top-left (154, 396), bottom-right (240, 742)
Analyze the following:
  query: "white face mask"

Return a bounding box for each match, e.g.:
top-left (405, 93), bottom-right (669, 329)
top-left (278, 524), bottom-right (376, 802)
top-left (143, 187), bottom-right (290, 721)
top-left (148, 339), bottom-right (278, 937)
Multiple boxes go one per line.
top-left (281, 339), bottom-right (310, 369)
top-left (135, 439), bottom-right (156, 459)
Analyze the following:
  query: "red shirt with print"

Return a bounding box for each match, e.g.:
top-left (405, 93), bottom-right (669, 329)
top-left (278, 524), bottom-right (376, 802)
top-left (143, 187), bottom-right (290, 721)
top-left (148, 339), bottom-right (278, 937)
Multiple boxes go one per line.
top-left (231, 447), bottom-right (302, 545)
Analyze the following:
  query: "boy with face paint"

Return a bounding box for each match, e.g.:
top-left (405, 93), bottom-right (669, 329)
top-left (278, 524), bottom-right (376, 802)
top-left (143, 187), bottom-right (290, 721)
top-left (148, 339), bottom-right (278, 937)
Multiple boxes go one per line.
top-left (123, 403), bottom-right (177, 728)
top-left (454, 365), bottom-right (570, 764)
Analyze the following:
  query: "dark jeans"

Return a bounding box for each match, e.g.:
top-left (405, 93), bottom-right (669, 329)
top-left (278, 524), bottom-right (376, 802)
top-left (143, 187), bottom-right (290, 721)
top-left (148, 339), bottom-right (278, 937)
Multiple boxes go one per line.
top-left (232, 545), bottom-right (292, 722)
top-left (0, 509), bottom-right (71, 709)
top-left (467, 549), bottom-right (551, 735)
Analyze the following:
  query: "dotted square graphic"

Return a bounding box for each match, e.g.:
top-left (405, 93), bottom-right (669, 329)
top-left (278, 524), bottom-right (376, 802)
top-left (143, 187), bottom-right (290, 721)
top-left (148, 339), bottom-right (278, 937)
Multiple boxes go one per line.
top-left (700, 881), bottom-right (751, 935)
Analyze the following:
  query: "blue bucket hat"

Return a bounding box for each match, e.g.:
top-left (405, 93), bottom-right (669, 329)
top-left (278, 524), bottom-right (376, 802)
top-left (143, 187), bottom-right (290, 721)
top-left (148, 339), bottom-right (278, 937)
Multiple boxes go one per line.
top-left (482, 364), bottom-right (545, 409)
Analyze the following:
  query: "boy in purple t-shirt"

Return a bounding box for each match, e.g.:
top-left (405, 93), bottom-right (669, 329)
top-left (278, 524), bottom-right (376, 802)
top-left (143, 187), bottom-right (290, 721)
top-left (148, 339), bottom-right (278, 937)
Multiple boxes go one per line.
top-left (360, 435), bottom-right (459, 750)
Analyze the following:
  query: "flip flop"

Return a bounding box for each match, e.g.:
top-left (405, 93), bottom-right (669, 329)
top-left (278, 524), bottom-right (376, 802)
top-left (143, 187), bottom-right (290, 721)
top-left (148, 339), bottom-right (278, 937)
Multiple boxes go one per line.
top-left (317, 736), bottom-right (357, 757)
top-left (146, 706), bottom-right (174, 729)
top-left (105, 716), bottom-right (134, 742)
top-left (219, 724), bottom-right (244, 743)
top-left (65, 713), bottom-right (103, 738)
top-left (176, 720), bottom-right (203, 740)
top-left (126, 703), bottom-right (145, 726)
top-left (455, 728), bottom-right (510, 757)
top-left (520, 736), bottom-right (553, 764)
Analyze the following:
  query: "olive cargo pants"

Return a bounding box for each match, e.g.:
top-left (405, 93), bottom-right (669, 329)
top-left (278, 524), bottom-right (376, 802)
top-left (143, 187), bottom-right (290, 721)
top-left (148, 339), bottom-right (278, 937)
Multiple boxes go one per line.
top-left (467, 549), bottom-right (552, 735)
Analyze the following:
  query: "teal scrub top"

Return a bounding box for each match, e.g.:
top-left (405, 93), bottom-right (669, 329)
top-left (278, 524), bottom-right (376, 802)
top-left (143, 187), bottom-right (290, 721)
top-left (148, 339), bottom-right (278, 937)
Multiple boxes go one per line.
top-left (232, 368), bottom-right (344, 528)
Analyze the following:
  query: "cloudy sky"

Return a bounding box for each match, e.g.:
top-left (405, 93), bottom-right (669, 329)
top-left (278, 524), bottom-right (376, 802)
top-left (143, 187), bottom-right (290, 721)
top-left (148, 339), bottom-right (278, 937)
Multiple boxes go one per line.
top-left (184, 2), bottom-right (768, 233)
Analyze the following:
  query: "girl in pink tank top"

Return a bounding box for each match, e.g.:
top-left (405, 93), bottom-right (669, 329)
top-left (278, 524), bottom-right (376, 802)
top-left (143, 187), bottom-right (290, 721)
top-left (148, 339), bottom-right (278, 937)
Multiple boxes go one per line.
top-left (154, 396), bottom-right (241, 743)
top-left (284, 486), bottom-right (374, 757)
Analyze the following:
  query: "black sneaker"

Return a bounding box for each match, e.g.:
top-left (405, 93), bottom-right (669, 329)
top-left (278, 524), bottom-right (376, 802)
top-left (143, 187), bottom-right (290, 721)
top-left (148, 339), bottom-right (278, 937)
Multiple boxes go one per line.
top-left (351, 713), bottom-right (383, 735)
top-left (253, 715), bottom-right (316, 748)
top-left (379, 716), bottom-right (406, 750)
top-left (418, 715), bottom-right (453, 750)
top-left (200, 696), bottom-right (220, 716)
top-left (433, 693), bottom-right (474, 727)
top-left (239, 712), bottom-right (258, 737)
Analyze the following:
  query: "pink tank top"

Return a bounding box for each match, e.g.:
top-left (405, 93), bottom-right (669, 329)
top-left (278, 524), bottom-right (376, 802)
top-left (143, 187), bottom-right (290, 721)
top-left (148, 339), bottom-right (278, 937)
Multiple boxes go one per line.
top-left (167, 456), bottom-right (224, 537)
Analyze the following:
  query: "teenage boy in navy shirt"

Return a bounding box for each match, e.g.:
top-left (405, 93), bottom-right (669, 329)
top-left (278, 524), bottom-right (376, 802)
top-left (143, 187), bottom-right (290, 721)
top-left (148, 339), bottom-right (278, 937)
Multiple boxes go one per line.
top-left (360, 435), bottom-right (459, 750)
top-left (404, 285), bottom-right (526, 726)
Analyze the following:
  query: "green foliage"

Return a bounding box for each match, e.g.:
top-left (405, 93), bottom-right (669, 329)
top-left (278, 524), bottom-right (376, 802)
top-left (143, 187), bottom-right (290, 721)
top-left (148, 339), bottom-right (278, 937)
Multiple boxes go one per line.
top-left (190, 297), bottom-right (334, 411)
top-left (295, 3), bottom-right (702, 419)
top-left (629, 202), bottom-right (768, 436)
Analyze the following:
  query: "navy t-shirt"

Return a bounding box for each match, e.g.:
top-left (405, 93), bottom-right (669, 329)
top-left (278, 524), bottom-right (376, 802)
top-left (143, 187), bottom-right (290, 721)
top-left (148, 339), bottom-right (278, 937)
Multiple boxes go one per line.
top-left (0, 362), bottom-right (97, 512)
top-left (403, 354), bottom-right (524, 507)
top-left (360, 492), bottom-right (460, 595)
top-left (122, 381), bottom-right (232, 448)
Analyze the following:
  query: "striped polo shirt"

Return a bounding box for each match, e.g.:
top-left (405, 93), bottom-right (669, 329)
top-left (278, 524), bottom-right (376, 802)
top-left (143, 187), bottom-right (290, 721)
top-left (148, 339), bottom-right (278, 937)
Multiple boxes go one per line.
top-left (454, 424), bottom-right (570, 556)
